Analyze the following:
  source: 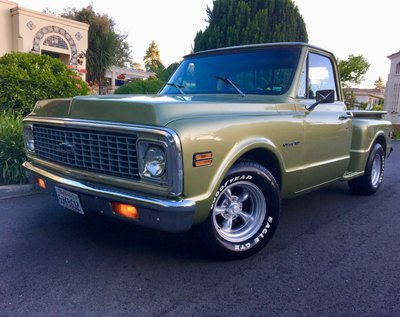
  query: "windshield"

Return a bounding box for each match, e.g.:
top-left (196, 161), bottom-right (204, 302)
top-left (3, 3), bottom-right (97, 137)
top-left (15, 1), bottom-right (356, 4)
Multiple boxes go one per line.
top-left (160, 47), bottom-right (301, 96)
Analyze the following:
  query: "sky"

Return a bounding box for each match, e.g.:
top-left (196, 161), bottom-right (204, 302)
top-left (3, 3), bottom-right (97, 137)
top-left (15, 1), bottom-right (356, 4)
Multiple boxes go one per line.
top-left (16, 0), bottom-right (400, 88)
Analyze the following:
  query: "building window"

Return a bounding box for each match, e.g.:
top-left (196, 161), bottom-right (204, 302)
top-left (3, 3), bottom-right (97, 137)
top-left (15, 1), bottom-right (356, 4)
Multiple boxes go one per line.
top-left (43, 35), bottom-right (68, 50)
top-left (396, 62), bottom-right (400, 74)
top-left (392, 82), bottom-right (400, 112)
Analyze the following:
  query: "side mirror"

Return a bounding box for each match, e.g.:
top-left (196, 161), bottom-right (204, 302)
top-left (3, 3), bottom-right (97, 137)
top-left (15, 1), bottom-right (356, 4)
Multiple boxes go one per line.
top-left (316, 89), bottom-right (335, 104)
top-left (306, 89), bottom-right (335, 111)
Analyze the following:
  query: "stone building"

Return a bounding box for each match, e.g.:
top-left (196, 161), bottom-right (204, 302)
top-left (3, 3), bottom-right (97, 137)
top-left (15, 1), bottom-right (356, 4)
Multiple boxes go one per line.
top-left (385, 50), bottom-right (400, 127)
top-left (0, 0), bottom-right (89, 79)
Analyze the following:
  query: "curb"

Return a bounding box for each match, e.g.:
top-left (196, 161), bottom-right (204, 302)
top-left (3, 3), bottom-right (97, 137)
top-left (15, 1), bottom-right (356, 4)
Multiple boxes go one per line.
top-left (0, 184), bottom-right (41, 200)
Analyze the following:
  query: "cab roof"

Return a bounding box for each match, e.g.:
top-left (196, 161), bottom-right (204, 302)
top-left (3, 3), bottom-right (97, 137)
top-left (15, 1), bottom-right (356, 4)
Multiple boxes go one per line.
top-left (185, 42), bottom-right (335, 59)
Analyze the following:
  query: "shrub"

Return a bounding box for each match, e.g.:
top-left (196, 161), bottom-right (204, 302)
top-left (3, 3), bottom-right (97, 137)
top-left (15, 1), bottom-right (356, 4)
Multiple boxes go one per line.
top-left (0, 112), bottom-right (27, 184)
top-left (372, 104), bottom-right (384, 111)
top-left (114, 79), bottom-right (164, 95)
top-left (394, 125), bottom-right (400, 140)
top-left (0, 52), bottom-right (90, 115)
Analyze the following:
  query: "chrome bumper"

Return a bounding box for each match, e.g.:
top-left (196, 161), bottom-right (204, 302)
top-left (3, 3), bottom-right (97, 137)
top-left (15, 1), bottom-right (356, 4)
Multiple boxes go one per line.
top-left (23, 161), bottom-right (196, 232)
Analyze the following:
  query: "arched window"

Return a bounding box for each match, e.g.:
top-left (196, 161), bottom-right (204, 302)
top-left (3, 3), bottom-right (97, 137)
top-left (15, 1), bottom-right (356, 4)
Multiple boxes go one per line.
top-left (43, 35), bottom-right (68, 50)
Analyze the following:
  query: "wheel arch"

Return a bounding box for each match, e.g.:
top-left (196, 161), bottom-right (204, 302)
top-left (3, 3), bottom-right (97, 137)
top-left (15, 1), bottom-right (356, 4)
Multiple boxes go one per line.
top-left (373, 133), bottom-right (387, 156)
top-left (239, 148), bottom-right (282, 189)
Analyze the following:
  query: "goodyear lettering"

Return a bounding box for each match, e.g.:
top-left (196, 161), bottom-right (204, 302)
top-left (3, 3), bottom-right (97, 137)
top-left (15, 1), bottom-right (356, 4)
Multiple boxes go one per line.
top-left (210, 175), bottom-right (253, 209)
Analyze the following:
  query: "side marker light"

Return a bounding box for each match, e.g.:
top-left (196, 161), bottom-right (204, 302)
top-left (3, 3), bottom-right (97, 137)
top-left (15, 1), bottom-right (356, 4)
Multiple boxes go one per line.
top-left (193, 151), bottom-right (213, 167)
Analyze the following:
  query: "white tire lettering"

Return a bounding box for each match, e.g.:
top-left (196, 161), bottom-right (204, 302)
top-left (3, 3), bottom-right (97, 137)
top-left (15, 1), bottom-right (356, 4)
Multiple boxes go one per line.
top-left (235, 243), bottom-right (251, 250)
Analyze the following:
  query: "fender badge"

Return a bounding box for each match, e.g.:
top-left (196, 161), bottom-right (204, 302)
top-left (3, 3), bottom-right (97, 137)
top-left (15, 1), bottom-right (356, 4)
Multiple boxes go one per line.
top-left (283, 141), bottom-right (300, 148)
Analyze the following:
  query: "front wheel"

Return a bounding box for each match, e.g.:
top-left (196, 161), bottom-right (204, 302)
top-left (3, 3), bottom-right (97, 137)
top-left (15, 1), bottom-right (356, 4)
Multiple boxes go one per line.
top-left (201, 160), bottom-right (281, 260)
top-left (348, 143), bottom-right (385, 195)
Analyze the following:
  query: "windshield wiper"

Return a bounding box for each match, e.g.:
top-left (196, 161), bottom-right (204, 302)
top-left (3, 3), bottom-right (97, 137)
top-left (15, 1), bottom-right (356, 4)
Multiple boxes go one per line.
top-left (215, 76), bottom-right (245, 97)
top-left (167, 82), bottom-right (185, 95)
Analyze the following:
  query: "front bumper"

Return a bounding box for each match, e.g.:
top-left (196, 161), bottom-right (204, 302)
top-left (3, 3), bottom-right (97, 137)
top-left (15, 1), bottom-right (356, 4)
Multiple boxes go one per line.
top-left (23, 161), bottom-right (196, 232)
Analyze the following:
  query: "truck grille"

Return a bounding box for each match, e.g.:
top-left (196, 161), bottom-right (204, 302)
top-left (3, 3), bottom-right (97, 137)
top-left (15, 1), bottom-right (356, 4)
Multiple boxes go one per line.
top-left (33, 124), bottom-right (139, 180)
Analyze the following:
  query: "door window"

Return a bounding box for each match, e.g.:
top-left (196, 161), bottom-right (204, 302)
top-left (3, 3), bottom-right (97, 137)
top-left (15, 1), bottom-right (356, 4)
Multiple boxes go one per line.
top-left (297, 52), bottom-right (338, 100)
top-left (308, 53), bottom-right (337, 100)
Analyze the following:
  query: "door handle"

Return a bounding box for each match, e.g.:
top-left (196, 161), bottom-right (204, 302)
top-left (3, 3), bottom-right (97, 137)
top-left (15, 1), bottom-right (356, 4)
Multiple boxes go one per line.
top-left (339, 112), bottom-right (353, 120)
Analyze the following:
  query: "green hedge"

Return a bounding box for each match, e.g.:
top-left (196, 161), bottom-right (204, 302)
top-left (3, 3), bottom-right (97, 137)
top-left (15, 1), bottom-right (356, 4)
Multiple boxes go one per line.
top-left (0, 52), bottom-right (91, 184)
top-left (114, 79), bottom-right (164, 95)
top-left (394, 125), bottom-right (400, 140)
top-left (0, 52), bottom-right (90, 115)
top-left (0, 112), bottom-right (26, 185)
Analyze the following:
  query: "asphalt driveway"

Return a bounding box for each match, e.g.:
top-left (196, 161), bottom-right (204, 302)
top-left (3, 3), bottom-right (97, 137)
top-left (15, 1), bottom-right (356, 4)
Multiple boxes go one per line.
top-left (0, 141), bottom-right (399, 317)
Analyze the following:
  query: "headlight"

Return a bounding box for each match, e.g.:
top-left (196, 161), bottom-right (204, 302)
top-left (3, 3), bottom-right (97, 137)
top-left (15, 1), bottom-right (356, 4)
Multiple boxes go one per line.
top-left (23, 126), bottom-right (35, 152)
top-left (139, 142), bottom-right (166, 179)
top-left (136, 130), bottom-right (182, 196)
top-left (144, 145), bottom-right (166, 177)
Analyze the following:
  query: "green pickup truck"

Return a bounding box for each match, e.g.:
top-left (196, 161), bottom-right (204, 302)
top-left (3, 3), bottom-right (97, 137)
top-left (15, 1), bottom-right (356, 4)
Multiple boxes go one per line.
top-left (23, 43), bottom-right (393, 259)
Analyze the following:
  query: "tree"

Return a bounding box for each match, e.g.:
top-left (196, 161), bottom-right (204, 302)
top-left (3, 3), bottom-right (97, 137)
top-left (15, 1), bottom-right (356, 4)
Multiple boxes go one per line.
top-left (193, 0), bottom-right (308, 52)
top-left (339, 54), bottom-right (370, 109)
top-left (157, 62), bottom-right (180, 82)
top-left (338, 54), bottom-right (370, 88)
top-left (133, 63), bottom-right (144, 71)
top-left (0, 52), bottom-right (89, 115)
top-left (142, 41), bottom-right (180, 82)
top-left (374, 77), bottom-right (385, 90)
top-left (143, 41), bottom-right (163, 73)
top-left (61, 5), bottom-right (133, 84)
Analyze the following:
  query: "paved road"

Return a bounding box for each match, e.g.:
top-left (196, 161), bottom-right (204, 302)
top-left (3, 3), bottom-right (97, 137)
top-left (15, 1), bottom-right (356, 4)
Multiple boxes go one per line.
top-left (1, 142), bottom-right (399, 317)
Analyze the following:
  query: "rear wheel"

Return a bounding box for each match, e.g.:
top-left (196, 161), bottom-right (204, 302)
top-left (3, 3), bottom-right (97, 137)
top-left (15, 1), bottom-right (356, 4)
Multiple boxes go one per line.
top-left (202, 160), bottom-right (281, 260)
top-left (348, 143), bottom-right (385, 195)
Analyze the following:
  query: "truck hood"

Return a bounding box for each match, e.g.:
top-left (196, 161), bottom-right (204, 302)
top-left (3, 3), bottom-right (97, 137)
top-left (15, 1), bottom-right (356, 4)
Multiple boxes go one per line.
top-left (31, 94), bottom-right (291, 127)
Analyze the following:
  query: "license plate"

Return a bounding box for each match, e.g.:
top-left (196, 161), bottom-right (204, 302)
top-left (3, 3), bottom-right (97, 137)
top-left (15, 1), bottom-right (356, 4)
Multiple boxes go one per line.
top-left (55, 187), bottom-right (84, 215)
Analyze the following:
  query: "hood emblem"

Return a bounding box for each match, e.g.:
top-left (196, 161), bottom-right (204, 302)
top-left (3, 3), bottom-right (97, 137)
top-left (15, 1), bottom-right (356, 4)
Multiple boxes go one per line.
top-left (59, 142), bottom-right (75, 154)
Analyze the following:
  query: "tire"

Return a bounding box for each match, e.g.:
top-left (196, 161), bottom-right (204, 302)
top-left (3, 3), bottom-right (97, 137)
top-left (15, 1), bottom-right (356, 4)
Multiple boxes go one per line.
top-left (201, 160), bottom-right (281, 260)
top-left (348, 143), bottom-right (385, 195)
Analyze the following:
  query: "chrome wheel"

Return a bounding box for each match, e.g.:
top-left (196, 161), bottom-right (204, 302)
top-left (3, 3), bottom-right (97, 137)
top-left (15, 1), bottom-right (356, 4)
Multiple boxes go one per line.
top-left (348, 143), bottom-right (385, 196)
top-left (212, 181), bottom-right (266, 243)
top-left (370, 153), bottom-right (382, 188)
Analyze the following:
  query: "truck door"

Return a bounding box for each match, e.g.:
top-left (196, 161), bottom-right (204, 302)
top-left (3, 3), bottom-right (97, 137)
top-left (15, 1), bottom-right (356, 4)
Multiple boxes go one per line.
top-left (297, 52), bottom-right (352, 192)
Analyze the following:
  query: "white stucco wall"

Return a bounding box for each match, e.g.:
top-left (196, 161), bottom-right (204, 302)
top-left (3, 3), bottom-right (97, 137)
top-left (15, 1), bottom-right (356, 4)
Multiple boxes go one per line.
top-left (0, 0), bottom-right (16, 56)
top-left (0, 2), bottom-right (89, 79)
top-left (385, 52), bottom-right (400, 126)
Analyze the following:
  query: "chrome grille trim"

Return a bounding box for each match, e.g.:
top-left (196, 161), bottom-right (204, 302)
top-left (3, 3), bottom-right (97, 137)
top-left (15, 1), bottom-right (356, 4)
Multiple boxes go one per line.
top-left (24, 117), bottom-right (184, 196)
top-left (33, 124), bottom-right (139, 180)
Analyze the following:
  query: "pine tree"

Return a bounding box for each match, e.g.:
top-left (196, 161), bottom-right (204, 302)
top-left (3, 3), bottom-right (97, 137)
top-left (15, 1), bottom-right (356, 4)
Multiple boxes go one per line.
top-left (374, 77), bottom-right (385, 90)
top-left (143, 41), bottom-right (163, 73)
top-left (194, 0), bottom-right (308, 52)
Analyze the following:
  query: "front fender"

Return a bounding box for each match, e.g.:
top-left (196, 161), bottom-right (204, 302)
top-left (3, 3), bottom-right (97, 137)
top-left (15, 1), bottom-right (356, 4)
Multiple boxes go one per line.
top-left (169, 117), bottom-right (287, 223)
top-left (190, 138), bottom-right (284, 223)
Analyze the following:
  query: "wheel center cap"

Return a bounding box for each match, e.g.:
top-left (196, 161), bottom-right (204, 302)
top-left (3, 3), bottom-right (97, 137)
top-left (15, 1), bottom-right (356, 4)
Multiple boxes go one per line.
top-left (229, 203), bottom-right (241, 215)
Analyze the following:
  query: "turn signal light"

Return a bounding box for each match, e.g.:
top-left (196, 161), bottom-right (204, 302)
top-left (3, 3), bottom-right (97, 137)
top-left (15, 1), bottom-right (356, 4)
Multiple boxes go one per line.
top-left (36, 177), bottom-right (46, 189)
top-left (193, 151), bottom-right (213, 167)
top-left (110, 202), bottom-right (139, 220)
